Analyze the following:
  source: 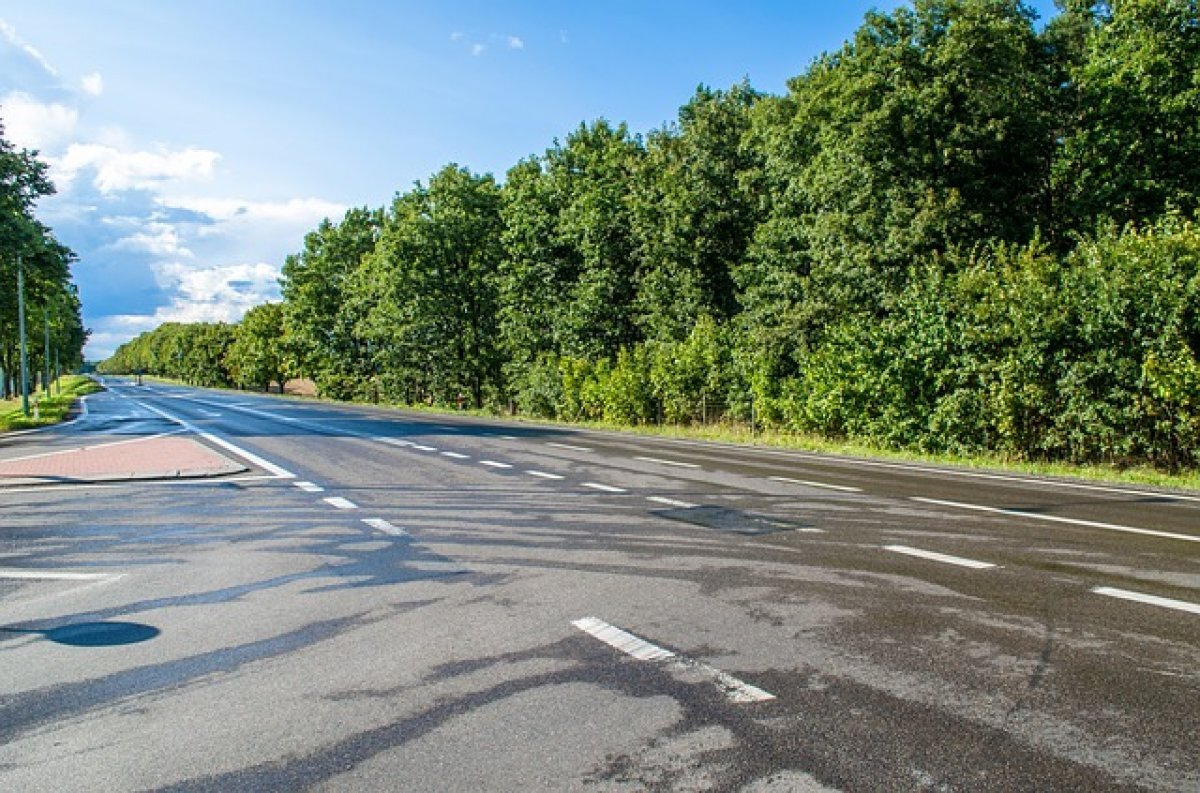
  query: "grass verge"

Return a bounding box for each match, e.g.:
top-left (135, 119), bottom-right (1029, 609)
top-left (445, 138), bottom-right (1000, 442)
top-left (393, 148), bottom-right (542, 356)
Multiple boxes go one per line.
top-left (0, 375), bottom-right (104, 433)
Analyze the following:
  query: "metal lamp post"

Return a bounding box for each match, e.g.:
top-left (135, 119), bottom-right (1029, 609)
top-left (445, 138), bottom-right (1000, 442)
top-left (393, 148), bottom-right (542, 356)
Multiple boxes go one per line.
top-left (18, 254), bottom-right (30, 417)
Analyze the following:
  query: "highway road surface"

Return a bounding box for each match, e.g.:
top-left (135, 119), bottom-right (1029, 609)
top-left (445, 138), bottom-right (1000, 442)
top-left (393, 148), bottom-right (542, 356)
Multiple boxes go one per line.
top-left (1, 378), bottom-right (1197, 791)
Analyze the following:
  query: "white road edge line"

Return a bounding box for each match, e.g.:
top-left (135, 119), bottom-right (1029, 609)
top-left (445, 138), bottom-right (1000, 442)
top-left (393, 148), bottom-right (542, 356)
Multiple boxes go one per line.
top-left (634, 456), bottom-right (701, 469)
top-left (323, 496), bottom-right (358, 510)
top-left (647, 496), bottom-right (698, 509)
top-left (294, 481), bottom-right (324, 493)
top-left (883, 545), bottom-right (998, 570)
top-left (572, 617), bottom-right (775, 704)
top-left (911, 496), bottom-right (1200, 544)
top-left (1092, 586), bottom-right (1200, 616)
top-left (582, 482), bottom-right (626, 493)
top-left (547, 442), bottom-right (593, 452)
top-left (769, 476), bottom-right (862, 493)
top-left (134, 400), bottom-right (296, 479)
top-left (526, 470), bottom-right (565, 480)
top-left (0, 569), bottom-right (125, 582)
top-left (362, 517), bottom-right (407, 536)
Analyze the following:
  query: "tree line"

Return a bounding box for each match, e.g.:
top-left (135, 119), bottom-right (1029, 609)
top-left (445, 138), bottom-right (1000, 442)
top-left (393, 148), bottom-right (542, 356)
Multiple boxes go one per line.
top-left (100, 1), bottom-right (1200, 470)
top-left (1, 122), bottom-right (87, 399)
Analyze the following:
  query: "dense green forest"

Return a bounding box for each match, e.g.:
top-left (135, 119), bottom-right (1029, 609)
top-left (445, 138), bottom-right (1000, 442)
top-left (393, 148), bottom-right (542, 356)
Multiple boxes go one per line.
top-left (100, 0), bottom-right (1200, 471)
top-left (1, 122), bottom-right (87, 399)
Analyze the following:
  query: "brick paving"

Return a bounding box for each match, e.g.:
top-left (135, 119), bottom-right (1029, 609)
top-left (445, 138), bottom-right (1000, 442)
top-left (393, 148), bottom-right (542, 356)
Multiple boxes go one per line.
top-left (0, 434), bottom-right (246, 484)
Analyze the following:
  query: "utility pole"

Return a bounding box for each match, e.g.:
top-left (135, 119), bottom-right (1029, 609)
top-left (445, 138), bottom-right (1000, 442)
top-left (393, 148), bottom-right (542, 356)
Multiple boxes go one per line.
top-left (18, 255), bottom-right (30, 417)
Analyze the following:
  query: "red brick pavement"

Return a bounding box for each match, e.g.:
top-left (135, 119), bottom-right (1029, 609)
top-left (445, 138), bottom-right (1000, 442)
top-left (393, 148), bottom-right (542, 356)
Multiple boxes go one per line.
top-left (0, 434), bottom-right (246, 484)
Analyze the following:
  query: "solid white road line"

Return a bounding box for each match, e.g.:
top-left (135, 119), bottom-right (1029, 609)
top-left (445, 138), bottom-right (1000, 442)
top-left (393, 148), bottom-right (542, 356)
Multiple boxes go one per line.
top-left (1092, 586), bottom-right (1200, 616)
top-left (647, 496), bottom-right (698, 509)
top-left (700, 442), bottom-right (1200, 504)
top-left (572, 617), bottom-right (775, 703)
top-left (769, 476), bottom-right (862, 493)
top-left (323, 496), bottom-right (358, 510)
top-left (526, 470), bottom-right (565, 480)
top-left (362, 517), bottom-right (406, 536)
top-left (0, 569), bottom-right (124, 582)
top-left (547, 442), bottom-right (593, 452)
top-left (883, 544), bottom-right (998, 570)
top-left (480, 460), bottom-right (512, 469)
top-left (911, 496), bottom-right (1200, 544)
top-left (441, 451), bottom-right (470, 459)
top-left (634, 456), bottom-right (700, 469)
top-left (582, 482), bottom-right (626, 493)
top-left (294, 481), bottom-right (324, 493)
top-left (134, 400), bottom-right (296, 479)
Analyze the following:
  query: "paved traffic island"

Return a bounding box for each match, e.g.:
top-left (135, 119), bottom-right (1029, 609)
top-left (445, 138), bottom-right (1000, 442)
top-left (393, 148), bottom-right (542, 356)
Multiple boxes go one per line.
top-left (0, 434), bottom-right (246, 486)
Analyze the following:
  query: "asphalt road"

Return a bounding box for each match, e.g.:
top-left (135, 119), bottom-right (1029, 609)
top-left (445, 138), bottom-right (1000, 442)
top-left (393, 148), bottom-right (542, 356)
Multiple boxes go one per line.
top-left (1, 379), bottom-right (1197, 791)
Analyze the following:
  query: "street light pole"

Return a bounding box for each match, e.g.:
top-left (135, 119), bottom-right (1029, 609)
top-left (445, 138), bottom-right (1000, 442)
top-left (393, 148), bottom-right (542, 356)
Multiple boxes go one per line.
top-left (17, 255), bottom-right (30, 417)
top-left (44, 309), bottom-right (51, 396)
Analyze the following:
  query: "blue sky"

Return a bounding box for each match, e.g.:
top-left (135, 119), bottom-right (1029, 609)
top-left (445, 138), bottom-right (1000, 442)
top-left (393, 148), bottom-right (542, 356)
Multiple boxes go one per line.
top-left (1, 1), bottom-right (1061, 359)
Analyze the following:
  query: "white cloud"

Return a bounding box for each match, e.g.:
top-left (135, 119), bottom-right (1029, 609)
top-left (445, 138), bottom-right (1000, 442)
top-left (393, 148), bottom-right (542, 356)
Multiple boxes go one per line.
top-left (151, 260), bottom-right (281, 323)
top-left (1, 90), bottom-right (78, 151)
top-left (80, 72), bottom-right (104, 97)
top-left (53, 142), bottom-right (220, 193)
top-left (110, 221), bottom-right (193, 258)
top-left (0, 19), bottom-right (57, 76)
top-left (162, 195), bottom-right (345, 226)
top-left (453, 31), bottom-right (525, 57)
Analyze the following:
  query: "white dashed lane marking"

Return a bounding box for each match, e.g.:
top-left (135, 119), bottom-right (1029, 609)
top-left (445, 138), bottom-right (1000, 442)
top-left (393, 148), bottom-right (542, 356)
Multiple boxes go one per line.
top-left (441, 451), bottom-right (470, 459)
top-left (647, 496), bottom-right (698, 509)
top-left (883, 545), bottom-right (998, 570)
top-left (526, 470), bottom-right (565, 480)
top-left (362, 517), bottom-right (406, 536)
top-left (769, 476), bottom-right (862, 493)
top-left (547, 442), bottom-right (593, 453)
top-left (294, 481), bottom-right (324, 493)
top-left (572, 617), bottom-right (775, 704)
top-left (634, 456), bottom-right (700, 469)
top-left (323, 497), bottom-right (358, 510)
top-left (1092, 587), bottom-right (1200, 615)
top-left (480, 460), bottom-right (513, 469)
top-left (582, 482), bottom-right (626, 493)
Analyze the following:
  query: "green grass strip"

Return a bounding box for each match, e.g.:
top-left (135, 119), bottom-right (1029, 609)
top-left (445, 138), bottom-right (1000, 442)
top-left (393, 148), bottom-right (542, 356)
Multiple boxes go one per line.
top-left (0, 375), bottom-right (104, 433)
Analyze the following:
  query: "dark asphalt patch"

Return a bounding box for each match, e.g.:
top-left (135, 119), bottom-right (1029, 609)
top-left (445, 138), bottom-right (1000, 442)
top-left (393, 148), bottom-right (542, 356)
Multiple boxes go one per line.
top-left (652, 505), bottom-right (809, 536)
